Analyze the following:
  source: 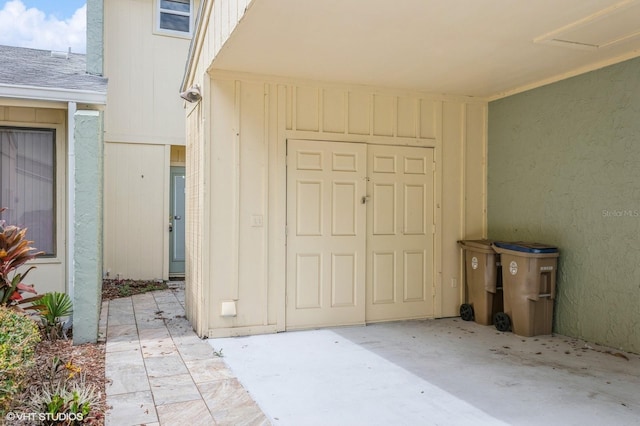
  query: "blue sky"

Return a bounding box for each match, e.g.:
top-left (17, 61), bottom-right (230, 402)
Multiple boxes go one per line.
top-left (8, 0), bottom-right (86, 19)
top-left (0, 0), bottom-right (87, 53)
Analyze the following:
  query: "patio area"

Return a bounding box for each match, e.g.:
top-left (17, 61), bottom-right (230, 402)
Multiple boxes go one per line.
top-left (212, 318), bottom-right (639, 425)
top-left (103, 283), bottom-right (639, 425)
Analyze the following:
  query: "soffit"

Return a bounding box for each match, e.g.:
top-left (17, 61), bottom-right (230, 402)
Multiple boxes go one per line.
top-left (210, 0), bottom-right (640, 99)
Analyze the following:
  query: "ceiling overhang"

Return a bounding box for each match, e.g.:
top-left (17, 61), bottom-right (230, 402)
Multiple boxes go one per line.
top-left (209, 0), bottom-right (640, 100)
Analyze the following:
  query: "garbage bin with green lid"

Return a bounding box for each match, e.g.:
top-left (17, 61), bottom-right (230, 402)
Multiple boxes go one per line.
top-left (491, 242), bottom-right (559, 337)
top-left (458, 239), bottom-right (503, 326)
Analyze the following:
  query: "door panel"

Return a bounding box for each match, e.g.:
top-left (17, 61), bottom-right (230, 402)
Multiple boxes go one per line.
top-left (169, 166), bottom-right (186, 275)
top-left (366, 145), bottom-right (435, 322)
top-left (286, 140), bottom-right (367, 329)
top-left (286, 141), bottom-right (435, 328)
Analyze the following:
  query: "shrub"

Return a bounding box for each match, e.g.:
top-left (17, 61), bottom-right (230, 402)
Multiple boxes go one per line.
top-left (0, 306), bottom-right (41, 415)
top-left (38, 292), bottom-right (73, 341)
top-left (0, 208), bottom-right (44, 311)
top-left (29, 355), bottom-right (101, 424)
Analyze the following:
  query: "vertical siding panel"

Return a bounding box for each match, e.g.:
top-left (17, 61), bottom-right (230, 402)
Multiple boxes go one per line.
top-left (237, 0), bottom-right (249, 16)
top-left (322, 89), bottom-right (346, 133)
top-left (441, 101), bottom-right (465, 318)
top-left (295, 86), bottom-right (319, 132)
top-left (347, 92), bottom-right (370, 135)
top-left (209, 79), bottom-right (238, 327)
top-left (237, 81), bottom-right (268, 326)
top-left (420, 99), bottom-right (437, 139)
top-left (229, 0), bottom-right (238, 30)
top-left (286, 86), bottom-right (293, 130)
top-left (397, 97), bottom-right (417, 138)
top-left (185, 102), bottom-right (202, 333)
top-left (373, 94), bottom-right (394, 137)
top-left (213, 0), bottom-right (222, 55)
top-left (221, 0), bottom-right (230, 45)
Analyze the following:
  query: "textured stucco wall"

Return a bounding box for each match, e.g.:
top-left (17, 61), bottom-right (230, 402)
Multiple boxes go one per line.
top-left (73, 110), bottom-right (104, 344)
top-left (86, 0), bottom-right (103, 75)
top-left (488, 57), bottom-right (640, 353)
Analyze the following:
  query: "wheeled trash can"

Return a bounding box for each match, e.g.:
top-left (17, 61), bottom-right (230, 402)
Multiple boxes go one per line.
top-left (458, 240), bottom-right (503, 325)
top-left (492, 242), bottom-right (559, 337)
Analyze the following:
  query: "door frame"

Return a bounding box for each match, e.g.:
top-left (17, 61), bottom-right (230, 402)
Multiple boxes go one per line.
top-left (284, 138), bottom-right (439, 330)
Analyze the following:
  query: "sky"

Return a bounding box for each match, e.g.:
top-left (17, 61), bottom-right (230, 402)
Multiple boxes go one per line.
top-left (0, 0), bottom-right (87, 53)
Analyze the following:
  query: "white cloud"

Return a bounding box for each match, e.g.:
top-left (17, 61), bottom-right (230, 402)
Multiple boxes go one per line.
top-left (0, 0), bottom-right (86, 53)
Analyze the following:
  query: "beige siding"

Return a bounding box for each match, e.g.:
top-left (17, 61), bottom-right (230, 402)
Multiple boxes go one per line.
top-left (185, 101), bottom-right (207, 334)
top-left (211, 0), bottom-right (252, 64)
top-left (104, 0), bottom-right (198, 145)
top-left (183, 0), bottom-right (251, 90)
top-left (186, 74), bottom-right (487, 337)
top-left (0, 105), bottom-right (67, 295)
top-left (103, 0), bottom-right (198, 280)
top-left (103, 142), bottom-right (168, 280)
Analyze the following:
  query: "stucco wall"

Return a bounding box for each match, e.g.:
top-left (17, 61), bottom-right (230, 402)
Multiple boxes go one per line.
top-left (73, 110), bottom-right (104, 344)
top-left (488, 57), bottom-right (640, 353)
top-left (86, 0), bottom-right (103, 75)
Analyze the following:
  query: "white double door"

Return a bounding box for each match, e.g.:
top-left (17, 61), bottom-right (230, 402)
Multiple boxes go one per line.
top-left (286, 139), bottom-right (435, 329)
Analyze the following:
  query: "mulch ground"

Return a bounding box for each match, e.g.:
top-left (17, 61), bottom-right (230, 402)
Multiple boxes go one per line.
top-left (9, 279), bottom-right (171, 425)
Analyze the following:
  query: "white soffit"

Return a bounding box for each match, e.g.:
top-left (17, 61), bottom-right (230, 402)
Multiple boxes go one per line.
top-left (535, 0), bottom-right (640, 50)
top-left (212, 0), bottom-right (640, 99)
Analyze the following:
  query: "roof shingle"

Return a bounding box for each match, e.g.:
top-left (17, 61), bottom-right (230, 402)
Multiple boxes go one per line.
top-left (0, 45), bottom-right (107, 93)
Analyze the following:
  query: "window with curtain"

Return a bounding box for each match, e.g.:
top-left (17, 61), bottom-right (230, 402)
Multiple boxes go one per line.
top-left (0, 127), bottom-right (55, 256)
top-left (158, 0), bottom-right (192, 34)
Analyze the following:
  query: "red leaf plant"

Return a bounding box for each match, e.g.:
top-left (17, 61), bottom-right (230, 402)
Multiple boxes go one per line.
top-left (0, 208), bottom-right (44, 310)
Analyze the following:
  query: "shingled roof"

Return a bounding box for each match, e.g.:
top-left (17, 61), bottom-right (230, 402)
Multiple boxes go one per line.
top-left (0, 45), bottom-right (107, 94)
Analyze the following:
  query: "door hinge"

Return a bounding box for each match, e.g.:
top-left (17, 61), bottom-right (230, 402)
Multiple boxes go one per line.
top-left (432, 224), bottom-right (436, 234)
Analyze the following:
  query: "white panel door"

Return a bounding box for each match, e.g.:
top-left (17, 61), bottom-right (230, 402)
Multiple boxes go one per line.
top-left (286, 140), bottom-right (367, 329)
top-left (366, 145), bottom-right (435, 322)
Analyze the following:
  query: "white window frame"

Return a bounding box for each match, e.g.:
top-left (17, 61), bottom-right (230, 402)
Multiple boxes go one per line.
top-left (155, 0), bottom-right (194, 38)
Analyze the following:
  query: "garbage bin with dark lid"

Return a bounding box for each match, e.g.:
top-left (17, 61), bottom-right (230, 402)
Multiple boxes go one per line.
top-left (491, 242), bottom-right (559, 337)
top-left (458, 239), bottom-right (503, 326)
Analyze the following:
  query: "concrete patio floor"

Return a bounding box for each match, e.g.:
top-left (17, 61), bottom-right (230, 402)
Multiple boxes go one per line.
top-left (212, 319), bottom-right (639, 426)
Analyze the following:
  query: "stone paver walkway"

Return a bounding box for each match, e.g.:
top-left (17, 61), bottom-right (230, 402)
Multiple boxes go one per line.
top-left (101, 282), bottom-right (269, 425)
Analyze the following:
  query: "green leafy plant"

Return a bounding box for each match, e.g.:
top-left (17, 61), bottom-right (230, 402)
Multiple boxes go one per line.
top-left (29, 355), bottom-right (100, 424)
top-left (0, 208), bottom-right (44, 311)
top-left (0, 306), bottom-right (41, 415)
top-left (38, 292), bottom-right (73, 340)
top-left (30, 379), bottom-right (99, 425)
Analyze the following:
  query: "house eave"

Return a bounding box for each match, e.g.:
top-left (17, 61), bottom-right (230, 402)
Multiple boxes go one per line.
top-left (0, 83), bottom-right (107, 105)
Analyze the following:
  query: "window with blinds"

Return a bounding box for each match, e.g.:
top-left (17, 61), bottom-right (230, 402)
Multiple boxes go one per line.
top-left (0, 127), bottom-right (55, 256)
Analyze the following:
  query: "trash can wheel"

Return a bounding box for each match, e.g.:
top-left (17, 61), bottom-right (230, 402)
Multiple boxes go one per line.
top-left (460, 304), bottom-right (474, 321)
top-left (494, 312), bottom-right (511, 332)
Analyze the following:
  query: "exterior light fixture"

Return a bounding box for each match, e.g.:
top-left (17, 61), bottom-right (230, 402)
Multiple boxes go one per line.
top-left (180, 84), bottom-right (201, 103)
